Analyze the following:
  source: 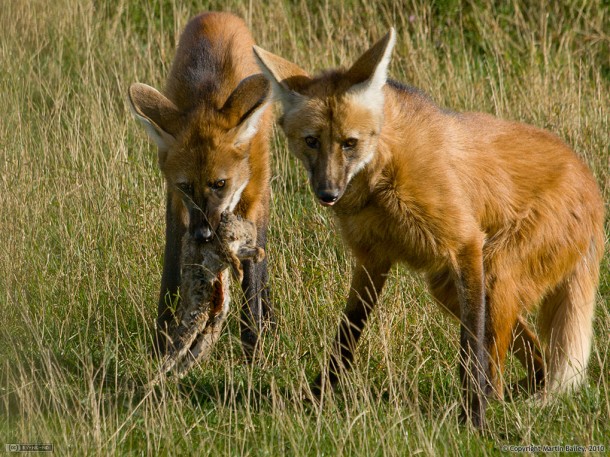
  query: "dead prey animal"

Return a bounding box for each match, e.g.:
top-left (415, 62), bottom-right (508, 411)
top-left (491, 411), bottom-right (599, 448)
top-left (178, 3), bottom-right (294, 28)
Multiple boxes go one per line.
top-left (150, 212), bottom-right (264, 385)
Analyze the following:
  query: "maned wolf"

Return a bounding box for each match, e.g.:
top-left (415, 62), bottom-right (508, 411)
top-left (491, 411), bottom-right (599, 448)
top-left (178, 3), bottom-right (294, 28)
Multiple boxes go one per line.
top-left (151, 212), bottom-right (264, 382)
top-left (128, 12), bottom-right (274, 359)
top-left (254, 29), bottom-right (605, 427)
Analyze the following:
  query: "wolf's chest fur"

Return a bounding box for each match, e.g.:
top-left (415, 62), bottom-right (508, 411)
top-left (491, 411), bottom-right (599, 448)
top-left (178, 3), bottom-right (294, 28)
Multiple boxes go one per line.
top-left (334, 166), bottom-right (459, 273)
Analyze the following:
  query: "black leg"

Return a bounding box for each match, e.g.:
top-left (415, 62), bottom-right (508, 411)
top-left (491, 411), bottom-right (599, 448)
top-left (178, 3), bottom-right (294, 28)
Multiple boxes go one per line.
top-left (455, 241), bottom-right (489, 429)
top-left (311, 259), bottom-right (391, 398)
top-left (155, 191), bottom-right (185, 356)
top-left (240, 223), bottom-right (273, 360)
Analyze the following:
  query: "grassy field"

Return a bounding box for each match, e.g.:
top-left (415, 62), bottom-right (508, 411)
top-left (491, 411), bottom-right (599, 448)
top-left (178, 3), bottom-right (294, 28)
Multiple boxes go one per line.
top-left (1, 0), bottom-right (608, 455)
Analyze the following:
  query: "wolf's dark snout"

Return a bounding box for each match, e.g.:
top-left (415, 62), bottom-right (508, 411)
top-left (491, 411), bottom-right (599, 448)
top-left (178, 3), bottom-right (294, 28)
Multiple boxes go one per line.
top-left (316, 189), bottom-right (339, 205)
top-left (193, 225), bottom-right (213, 243)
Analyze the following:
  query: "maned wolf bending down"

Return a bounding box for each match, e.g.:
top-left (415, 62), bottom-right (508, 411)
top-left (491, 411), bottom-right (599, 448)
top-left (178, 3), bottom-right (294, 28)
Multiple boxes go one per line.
top-left (254, 29), bottom-right (605, 427)
top-left (128, 12), bottom-right (273, 359)
top-left (150, 212), bottom-right (264, 384)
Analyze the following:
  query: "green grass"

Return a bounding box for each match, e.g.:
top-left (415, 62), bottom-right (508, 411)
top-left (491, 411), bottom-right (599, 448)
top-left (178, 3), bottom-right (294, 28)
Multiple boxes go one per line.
top-left (1, 0), bottom-right (608, 455)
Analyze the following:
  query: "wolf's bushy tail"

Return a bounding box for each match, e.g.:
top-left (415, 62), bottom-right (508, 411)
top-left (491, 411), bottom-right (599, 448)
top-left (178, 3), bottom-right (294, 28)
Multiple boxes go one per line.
top-left (539, 238), bottom-right (602, 392)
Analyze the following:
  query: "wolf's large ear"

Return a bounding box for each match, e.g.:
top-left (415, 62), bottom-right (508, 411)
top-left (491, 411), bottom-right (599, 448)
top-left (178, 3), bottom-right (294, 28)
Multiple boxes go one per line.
top-left (345, 28), bottom-right (396, 113)
top-left (222, 74), bottom-right (270, 147)
top-left (128, 83), bottom-right (182, 151)
top-left (253, 46), bottom-right (310, 113)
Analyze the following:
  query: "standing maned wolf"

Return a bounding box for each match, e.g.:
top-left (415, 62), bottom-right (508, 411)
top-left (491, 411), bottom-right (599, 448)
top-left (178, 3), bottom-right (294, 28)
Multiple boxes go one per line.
top-left (254, 29), bottom-right (604, 427)
top-left (128, 12), bottom-right (273, 359)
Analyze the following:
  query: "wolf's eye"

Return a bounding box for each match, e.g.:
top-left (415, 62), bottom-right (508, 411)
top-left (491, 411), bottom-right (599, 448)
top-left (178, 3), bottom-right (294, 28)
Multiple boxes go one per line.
top-left (341, 138), bottom-right (358, 150)
top-left (210, 179), bottom-right (226, 190)
top-left (304, 136), bottom-right (320, 149)
top-left (176, 182), bottom-right (193, 195)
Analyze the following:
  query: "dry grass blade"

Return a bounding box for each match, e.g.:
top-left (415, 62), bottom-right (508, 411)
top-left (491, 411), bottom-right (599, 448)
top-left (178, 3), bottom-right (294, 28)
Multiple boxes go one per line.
top-left (1, 0), bottom-right (608, 455)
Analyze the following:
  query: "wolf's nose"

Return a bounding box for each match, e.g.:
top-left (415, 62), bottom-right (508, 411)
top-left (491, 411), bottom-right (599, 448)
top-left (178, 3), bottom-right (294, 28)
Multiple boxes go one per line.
top-left (316, 189), bottom-right (339, 206)
top-left (193, 226), bottom-right (213, 243)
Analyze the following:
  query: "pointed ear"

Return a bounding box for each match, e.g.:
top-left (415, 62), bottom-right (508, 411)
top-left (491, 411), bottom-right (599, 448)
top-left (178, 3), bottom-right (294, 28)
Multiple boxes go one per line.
top-left (231, 100), bottom-right (270, 147)
top-left (222, 74), bottom-right (271, 147)
top-left (345, 28), bottom-right (396, 112)
top-left (128, 83), bottom-right (182, 151)
top-left (253, 46), bottom-right (310, 113)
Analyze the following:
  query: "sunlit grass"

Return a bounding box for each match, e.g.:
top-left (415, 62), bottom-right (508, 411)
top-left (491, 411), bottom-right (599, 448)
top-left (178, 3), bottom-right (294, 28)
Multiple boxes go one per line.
top-left (1, 0), bottom-right (608, 455)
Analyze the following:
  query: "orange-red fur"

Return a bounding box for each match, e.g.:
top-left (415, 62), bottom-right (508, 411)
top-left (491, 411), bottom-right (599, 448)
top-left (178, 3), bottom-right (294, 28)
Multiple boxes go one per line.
top-left (128, 12), bottom-right (273, 357)
top-left (255, 29), bottom-right (605, 427)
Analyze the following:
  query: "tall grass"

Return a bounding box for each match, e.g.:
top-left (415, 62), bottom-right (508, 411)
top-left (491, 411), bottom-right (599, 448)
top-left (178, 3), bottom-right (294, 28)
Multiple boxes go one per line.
top-left (1, 0), bottom-right (608, 455)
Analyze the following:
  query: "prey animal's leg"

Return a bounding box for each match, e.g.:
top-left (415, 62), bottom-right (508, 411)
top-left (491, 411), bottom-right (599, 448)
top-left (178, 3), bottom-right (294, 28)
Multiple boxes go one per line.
top-left (157, 310), bottom-right (210, 376)
top-left (175, 271), bottom-right (231, 375)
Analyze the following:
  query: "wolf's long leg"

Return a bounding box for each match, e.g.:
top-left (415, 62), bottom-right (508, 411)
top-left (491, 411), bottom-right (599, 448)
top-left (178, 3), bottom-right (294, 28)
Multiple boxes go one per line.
top-left (510, 316), bottom-right (545, 395)
top-left (454, 240), bottom-right (489, 429)
top-left (427, 269), bottom-right (545, 397)
top-left (155, 192), bottom-right (187, 356)
top-left (311, 258), bottom-right (391, 397)
top-left (240, 224), bottom-right (273, 360)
